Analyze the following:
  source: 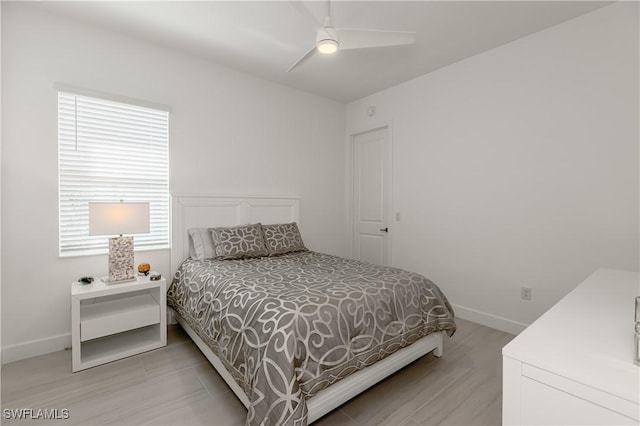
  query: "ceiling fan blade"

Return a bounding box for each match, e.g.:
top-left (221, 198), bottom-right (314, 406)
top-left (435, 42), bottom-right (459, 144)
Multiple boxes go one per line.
top-left (335, 28), bottom-right (416, 50)
top-left (287, 45), bottom-right (318, 72)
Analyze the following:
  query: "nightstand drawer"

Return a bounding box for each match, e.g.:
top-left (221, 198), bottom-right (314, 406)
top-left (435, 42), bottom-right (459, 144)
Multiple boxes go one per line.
top-left (80, 293), bottom-right (160, 341)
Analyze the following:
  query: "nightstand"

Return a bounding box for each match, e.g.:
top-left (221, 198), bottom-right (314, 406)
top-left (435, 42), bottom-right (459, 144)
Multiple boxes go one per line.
top-left (71, 276), bottom-right (167, 372)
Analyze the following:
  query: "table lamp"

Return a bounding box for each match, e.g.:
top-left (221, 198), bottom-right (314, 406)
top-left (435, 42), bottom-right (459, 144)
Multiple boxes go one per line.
top-left (89, 201), bottom-right (150, 284)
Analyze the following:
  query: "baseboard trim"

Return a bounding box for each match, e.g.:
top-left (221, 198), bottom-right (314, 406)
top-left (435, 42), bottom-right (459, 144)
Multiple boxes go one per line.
top-left (2, 333), bottom-right (71, 364)
top-left (452, 304), bottom-right (528, 335)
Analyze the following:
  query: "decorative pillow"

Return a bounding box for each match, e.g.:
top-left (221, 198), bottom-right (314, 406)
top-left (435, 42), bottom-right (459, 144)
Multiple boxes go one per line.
top-left (188, 228), bottom-right (217, 261)
top-left (262, 222), bottom-right (307, 256)
top-left (210, 223), bottom-right (269, 260)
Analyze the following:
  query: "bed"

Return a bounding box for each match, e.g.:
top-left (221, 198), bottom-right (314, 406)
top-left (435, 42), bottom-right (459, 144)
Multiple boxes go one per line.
top-left (168, 195), bottom-right (456, 426)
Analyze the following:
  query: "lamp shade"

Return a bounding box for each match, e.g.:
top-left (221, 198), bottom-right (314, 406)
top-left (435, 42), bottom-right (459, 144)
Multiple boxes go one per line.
top-left (89, 202), bottom-right (150, 236)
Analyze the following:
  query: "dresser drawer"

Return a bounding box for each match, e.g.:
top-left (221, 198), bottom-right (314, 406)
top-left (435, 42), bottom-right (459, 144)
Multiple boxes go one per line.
top-left (522, 375), bottom-right (636, 425)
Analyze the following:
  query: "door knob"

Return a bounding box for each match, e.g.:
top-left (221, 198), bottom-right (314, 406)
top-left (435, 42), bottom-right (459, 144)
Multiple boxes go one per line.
top-left (379, 227), bottom-right (388, 232)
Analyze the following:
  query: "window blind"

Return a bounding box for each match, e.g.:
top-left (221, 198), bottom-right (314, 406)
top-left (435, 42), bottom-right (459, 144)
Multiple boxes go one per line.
top-left (58, 92), bottom-right (169, 256)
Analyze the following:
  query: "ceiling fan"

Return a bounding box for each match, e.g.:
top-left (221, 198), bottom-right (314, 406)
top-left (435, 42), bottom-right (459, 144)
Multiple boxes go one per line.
top-left (287, 1), bottom-right (416, 72)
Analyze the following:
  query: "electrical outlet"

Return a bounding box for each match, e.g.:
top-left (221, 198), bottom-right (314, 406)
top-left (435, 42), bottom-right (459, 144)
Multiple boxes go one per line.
top-left (521, 286), bottom-right (532, 301)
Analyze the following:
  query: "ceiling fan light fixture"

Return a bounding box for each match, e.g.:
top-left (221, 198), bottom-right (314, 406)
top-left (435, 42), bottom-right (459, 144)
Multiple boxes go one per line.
top-left (317, 38), bottom-right (339, 54)
top-left (286, 0), bottom-right (416, 72)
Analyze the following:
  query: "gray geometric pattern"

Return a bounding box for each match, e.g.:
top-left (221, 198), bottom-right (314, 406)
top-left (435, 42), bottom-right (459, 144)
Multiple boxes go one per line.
top-left (210, 223), bottom-right (269, 260)
top-left (167, 251), bottom-right (456, 426)
top-left (262, 222), bottom-right (307, 256)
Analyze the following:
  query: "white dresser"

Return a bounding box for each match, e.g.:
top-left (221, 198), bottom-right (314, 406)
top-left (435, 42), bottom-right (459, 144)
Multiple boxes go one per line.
top-left (502, 269), bottom-right (640, 425)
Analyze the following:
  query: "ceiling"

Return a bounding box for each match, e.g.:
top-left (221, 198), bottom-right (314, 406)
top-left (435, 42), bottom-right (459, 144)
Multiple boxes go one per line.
top-left (35, 1), bottom-right (610, 103)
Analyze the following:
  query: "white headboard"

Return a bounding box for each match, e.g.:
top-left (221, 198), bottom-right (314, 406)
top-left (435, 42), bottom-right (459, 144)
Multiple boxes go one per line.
top-left (171, 195), bottom-right (300, 275)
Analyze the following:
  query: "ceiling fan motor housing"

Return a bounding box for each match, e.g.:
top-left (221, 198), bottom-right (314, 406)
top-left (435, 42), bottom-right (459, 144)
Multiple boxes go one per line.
top-left (316, 27), bottom-right (339, 54)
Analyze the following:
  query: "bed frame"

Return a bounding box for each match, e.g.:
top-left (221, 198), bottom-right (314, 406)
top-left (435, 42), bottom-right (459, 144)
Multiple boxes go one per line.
top-left (170, 195), bottom-right (445, 423)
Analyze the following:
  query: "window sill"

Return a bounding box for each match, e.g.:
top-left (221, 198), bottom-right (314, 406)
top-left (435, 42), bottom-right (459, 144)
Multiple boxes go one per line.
top-left (59, 244), bottom-right (170, 259)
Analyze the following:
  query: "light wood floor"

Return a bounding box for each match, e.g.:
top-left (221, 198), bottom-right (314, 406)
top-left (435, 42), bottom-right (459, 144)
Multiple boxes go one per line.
top-left (1, 318), bottom-right (514, 425)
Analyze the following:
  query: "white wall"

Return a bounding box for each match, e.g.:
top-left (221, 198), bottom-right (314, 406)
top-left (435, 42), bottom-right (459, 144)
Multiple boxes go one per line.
top-left (0, 2), bottom-right (3, 366)
top-left (1, 3), bottom-right (346, 362)
top-left (346, 2), bottom-right (639, 334)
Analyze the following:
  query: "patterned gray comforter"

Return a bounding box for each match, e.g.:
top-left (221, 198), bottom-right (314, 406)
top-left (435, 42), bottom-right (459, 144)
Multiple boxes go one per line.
top-left (167, 251), bottom-right (456, 426)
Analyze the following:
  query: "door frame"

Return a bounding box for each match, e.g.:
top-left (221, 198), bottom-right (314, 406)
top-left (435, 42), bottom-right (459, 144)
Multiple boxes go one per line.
top-left (345, 122), bottom-right (393, 266)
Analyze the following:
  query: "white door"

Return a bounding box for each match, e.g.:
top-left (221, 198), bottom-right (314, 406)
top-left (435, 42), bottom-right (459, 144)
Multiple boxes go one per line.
top-left (352, 127), bottom-right (390, 266)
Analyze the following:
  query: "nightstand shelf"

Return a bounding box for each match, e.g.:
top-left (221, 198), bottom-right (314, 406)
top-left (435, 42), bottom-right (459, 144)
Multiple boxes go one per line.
top-left (71, 276), bottom-right (166, 372)
top-left (80, 325), bottom-right (161, 368)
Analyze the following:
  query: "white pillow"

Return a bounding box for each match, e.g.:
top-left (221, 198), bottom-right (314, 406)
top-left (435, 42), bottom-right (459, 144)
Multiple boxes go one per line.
top-left (188, 228), bottom-right (216, 260)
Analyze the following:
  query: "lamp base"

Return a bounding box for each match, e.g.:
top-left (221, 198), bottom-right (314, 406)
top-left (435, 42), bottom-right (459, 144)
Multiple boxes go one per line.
top-left (108, 236), bottom-right (135, 284)
top-left (106, 277), bottom-right (137, 285)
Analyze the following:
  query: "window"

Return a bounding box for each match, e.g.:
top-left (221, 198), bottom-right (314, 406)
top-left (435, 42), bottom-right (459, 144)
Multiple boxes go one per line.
top-left (58, 91), bottom-right (169, 256)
